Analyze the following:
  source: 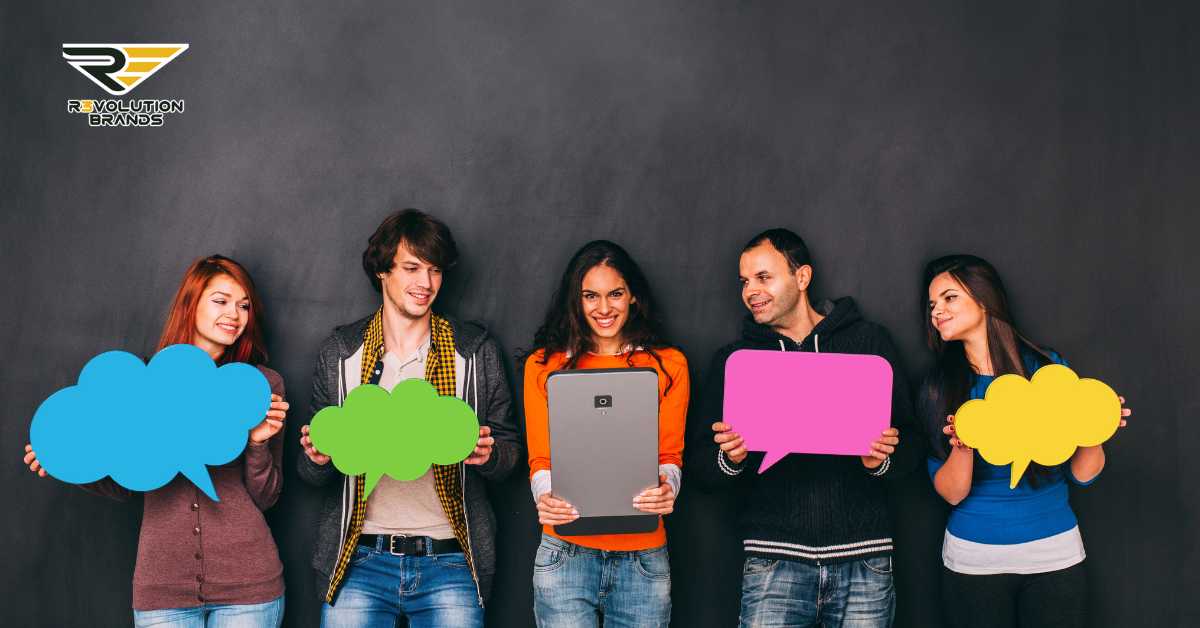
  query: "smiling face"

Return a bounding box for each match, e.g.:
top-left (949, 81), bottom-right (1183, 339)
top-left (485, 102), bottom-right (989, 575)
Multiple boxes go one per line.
top-left (580, 263), bottom-right (635, 349)
top-left (379, 242), bottom-right (443, 320)
top-left (738, 242), bottom-right (807, 328)
top-left (928, 271), bottom-right (987, 342)
top-left (192, 274), bottom-right (249, 358)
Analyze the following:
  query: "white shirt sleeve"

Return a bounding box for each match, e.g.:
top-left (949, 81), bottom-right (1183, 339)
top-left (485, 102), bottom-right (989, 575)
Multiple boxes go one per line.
top-left (659, 463), bottom-right (682, 497)
top-left (530, 469), bottom-right (552, 503)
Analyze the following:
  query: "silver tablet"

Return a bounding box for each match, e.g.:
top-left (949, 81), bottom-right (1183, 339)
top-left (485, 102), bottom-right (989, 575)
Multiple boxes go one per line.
top-left (547, 367), bottom-right (660, 535)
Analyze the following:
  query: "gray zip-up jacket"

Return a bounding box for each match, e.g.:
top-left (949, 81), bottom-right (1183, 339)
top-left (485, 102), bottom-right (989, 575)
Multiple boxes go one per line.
top-left (296, 312), bottom-right (522, 605)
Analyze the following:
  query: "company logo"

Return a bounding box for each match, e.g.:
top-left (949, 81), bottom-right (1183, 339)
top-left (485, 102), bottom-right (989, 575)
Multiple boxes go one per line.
top-left (63, 44), bottom-right (188, 95)
top-left (63, 43), bottom-right (188, 127)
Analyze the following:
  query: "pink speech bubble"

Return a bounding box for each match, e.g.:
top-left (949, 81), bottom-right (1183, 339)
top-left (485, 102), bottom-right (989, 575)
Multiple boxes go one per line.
top-left (723, 349), bottom-right (893, 472)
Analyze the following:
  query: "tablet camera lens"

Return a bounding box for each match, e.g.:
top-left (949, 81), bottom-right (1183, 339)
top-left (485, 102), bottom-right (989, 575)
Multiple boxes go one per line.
top-left (594, 395), bottom-right (612, 408)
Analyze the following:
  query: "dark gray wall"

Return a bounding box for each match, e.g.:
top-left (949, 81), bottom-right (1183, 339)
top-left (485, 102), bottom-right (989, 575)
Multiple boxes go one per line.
top-left (2, 1), bottom-right (1197, 626)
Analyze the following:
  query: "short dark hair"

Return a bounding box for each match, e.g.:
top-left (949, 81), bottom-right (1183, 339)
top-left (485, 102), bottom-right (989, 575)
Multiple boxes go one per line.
top-left (743, 228), bottom-right (812, 273)
top-left (362, 209), bottom-right (458, 292)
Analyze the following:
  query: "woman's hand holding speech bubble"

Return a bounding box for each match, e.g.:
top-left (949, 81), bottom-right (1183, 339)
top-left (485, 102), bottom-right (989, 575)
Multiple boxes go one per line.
top-left (22, 444), bottom-right (48, 478)
top-left (1070, 395), bottom-right (1132, 483)
top-left (249, 394), bottom-right (288, 445)
top-left (943, 415), bottom-right (971, 451)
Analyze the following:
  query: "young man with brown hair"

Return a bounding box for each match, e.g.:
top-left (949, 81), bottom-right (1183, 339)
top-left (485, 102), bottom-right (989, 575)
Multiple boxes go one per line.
top-left (297, 208), bottom-right (522, 627)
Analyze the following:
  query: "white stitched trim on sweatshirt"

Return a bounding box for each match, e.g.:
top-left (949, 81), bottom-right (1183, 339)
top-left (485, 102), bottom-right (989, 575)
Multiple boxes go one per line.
top-left (745, 537), bottom-right (893, 560)
top-left (868, 455), bottom-right (892, 476)
top-left (746, 538), bottom-right (894, 552)
top-left (717, 449), bottom-right (744, 476)
top-left (744, 542), bottom-right (894, 560)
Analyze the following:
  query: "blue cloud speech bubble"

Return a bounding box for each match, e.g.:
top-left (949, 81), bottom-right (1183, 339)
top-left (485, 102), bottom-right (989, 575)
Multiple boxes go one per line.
top-left (28, 344), bottom-right (270, 501)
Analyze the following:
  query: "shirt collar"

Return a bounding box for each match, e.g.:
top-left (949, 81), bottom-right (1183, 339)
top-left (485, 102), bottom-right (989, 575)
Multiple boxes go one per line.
top-left (382, 333), bottom-right (432, 369)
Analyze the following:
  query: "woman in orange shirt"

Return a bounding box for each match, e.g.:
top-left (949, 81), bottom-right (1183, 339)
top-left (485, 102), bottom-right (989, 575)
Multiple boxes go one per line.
top-left (523, 240), bottom-right (689, 628)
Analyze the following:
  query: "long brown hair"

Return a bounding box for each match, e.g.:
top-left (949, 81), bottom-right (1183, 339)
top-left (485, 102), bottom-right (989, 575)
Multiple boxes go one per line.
top-left (527, 240), bottom-right (676, 391)
top-left (920, 255), bottom-right (1054, 476)
top-left (157, 255), bottom-right (269, 365)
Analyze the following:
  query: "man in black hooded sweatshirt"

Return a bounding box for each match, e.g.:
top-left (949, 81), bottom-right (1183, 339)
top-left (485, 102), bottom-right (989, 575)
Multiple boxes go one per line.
top-left (686, 228), bottom-right (921, 628)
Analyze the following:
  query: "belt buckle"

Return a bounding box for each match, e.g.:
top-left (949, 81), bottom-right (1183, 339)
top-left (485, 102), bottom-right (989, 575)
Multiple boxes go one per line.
top-left (388, 535), bottom-right (428, 556)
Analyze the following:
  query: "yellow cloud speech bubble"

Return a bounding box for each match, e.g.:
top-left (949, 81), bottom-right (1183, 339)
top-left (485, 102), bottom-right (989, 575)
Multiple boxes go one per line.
top-left (954, 364), bottom-right (1120, 489)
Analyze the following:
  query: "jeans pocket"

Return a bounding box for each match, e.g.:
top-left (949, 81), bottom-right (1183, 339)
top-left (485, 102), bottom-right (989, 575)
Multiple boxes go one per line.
top-left (861, 555), bottom-right (893, 576)
top-left (635, 547), bottom-right (670, 581)
top-left (533, 540), bottom-right (565, 573)
top-left (350, 545), bottom-right (374, 567)
top-left (743, 556), bottom-right (779, 576)
top-left (436, 552), bottom-right (471, 569)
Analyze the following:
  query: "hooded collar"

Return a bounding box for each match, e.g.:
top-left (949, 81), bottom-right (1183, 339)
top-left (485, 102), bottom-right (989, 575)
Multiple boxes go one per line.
top-left (740, 297), bottom-right (863, 349)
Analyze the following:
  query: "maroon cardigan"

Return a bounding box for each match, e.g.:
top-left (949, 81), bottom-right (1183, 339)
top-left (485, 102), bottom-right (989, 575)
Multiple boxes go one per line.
top-left (84, 366), bottom-right (286, 610)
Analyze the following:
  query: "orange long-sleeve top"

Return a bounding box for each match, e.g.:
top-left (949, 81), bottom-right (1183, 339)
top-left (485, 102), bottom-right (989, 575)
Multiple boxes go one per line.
top-left (524, 347), bottom-right (689, 551)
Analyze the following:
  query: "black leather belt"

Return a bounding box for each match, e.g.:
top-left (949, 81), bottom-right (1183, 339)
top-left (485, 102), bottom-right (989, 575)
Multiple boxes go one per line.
top-left (358, 534), bottom-right (461, 556)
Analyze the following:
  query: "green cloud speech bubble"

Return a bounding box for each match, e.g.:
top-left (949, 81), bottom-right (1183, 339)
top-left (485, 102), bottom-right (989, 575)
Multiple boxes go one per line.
top-left (308, 378), bottom-right (480, 498)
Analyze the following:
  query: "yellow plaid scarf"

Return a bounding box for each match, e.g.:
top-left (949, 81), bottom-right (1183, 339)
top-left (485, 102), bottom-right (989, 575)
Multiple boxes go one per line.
top-left (325, 309), bottom-right (474, 603)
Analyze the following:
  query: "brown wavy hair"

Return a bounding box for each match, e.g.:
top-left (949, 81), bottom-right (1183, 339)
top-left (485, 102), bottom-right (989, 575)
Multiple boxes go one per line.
top-left (527, 240), bottom-right (676, 391)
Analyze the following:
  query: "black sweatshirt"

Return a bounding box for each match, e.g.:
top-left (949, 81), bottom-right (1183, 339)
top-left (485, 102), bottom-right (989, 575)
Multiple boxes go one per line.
top-left (685, 297), bottom-right (923, 565)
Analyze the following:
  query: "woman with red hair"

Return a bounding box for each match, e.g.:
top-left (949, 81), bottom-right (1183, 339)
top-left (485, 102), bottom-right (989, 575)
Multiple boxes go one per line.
top-left (23, 255), bottom-right (290, 628)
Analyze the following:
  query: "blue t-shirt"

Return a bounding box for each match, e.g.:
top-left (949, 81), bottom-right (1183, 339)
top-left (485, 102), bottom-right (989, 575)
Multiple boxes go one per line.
top-left (926, 352), bottom-right (1097, 545)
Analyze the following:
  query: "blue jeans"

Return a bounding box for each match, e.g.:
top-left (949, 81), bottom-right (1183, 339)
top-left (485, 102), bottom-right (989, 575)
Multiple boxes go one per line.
top-left (532, 533), bottom-right (671, 628)
top-left (320, 543), bottom-right (482, 628)
top-left (132, 595), bottom-right (284, 628)
top-left (738, 555), bottom-right (895, 628)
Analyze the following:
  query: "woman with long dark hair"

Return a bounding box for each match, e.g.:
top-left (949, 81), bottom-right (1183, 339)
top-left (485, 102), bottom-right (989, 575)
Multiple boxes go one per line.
top-left (23, 255), bottom-right (289, 628)
top-left (523, 240), bottom-right (689, 628)
top-left (920, 254), bottom-right (1130, 628)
